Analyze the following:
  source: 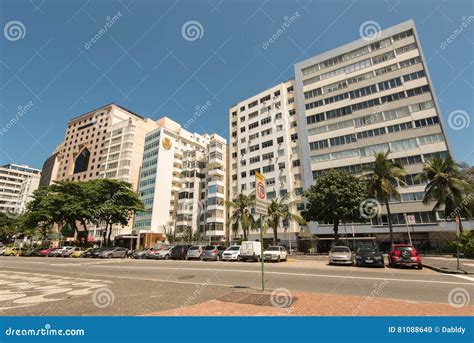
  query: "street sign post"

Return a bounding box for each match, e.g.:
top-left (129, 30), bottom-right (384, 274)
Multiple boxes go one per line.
top-left (404, 214), bottom-right (415, 245)
top-left (255, 172), bottom-right (267, 291)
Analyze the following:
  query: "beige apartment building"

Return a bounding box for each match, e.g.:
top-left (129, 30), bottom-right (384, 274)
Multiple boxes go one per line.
top-left (229, 80), bottom-right (304, 245)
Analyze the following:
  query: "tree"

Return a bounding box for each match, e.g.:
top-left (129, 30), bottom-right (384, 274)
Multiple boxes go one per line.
top-left (224, 193), bottom-right (256, 240)
top-left (0, 212), bottom-right (22, 243)
top-left (420, 156), bottom-right (473, 233)
top-left (180, 227), bottom-right (203, 243)
top-left (303, 170), bottom-right (367, 244)
top-left (365, 151), bottom-right (405, 245)
top-left (90, 179), bottom-right (144, 246)
top-left (266, 195), bottom-right (305, 245)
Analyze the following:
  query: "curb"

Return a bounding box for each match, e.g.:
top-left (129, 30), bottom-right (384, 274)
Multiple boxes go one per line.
top-left (422, 263), bottom-right (470, 275)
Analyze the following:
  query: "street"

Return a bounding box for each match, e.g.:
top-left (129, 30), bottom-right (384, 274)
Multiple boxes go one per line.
top-left (0, 256), bottom-right (472, 316)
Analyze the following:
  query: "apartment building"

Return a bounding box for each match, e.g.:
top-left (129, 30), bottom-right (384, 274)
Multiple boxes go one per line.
top-left (293, 20), bottom-right (456, 243)
top-left (0, 164), bottom-right (41, 215)
top-left (41, 103), bottom-right (161, 239)
top-left (135, 117), bottom-right (228, 243)
top-left (229, 80), bottom-right (304, 245)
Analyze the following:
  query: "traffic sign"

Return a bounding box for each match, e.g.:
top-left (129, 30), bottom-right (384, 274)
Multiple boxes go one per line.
top-left (405, 214), bottom-right (416, 225)
top-left (255, 172), bottom-right (267, 215)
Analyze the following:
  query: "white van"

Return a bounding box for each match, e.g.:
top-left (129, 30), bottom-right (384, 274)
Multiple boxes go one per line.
top-left (240, 241), bottom-right (262, 262)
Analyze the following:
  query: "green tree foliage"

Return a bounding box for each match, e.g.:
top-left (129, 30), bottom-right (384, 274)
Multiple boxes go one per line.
top-left (266, 195), bottom-right (305, 245)
top-left (420, 156), bottom-right (473, 233)
top-left (224, 193), bottom-right (256, 240)
top-left (365, 151), bottom-right (406, 245)
top-left (303, 170), bottom-right (367, 244)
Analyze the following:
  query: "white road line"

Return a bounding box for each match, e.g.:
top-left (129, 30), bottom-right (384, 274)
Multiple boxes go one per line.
top-left (449, 274), bottom-right (474, 282)
top-left (89, 265), bottom-right (473, 286)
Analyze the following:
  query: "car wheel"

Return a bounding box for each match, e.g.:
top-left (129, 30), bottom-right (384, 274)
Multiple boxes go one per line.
top-left (108, 254), bottom-right (112, 259)
top-left (165, 254), bottom-right (169, 260)
top-left (277, 256), bottom-right (281, 263)
top-left (418, 264), bottom-right (423, 270)
top-left (237, 256), bottom-right (241, 262)
top-left (216, 255), bottom-right (220, 261)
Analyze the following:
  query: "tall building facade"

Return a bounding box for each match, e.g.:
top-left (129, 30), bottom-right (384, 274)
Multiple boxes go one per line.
top-left (135, 117), bottom-right (228, 242)
top-left (0, 164), bottom-right (41, 215)
top-left (229, 80), bottom-right (304, 244)
top-left (293, 20), bottom-right (455, 242)
top-left (229, 20), bottom-right (462, 247)
top-left (42, 103), bottom-right (161, 239)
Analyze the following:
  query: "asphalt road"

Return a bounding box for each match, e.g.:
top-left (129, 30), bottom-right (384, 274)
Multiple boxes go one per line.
top-left (0, 256), bottom-right (472, 315)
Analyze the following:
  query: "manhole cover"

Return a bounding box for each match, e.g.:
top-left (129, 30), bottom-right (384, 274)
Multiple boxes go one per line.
top-left (233, 285), bottom-right (250, 289)
top-left (217, 291), bottom-right (297, 308)
top-left (177, 275), bottom-right (195, 280)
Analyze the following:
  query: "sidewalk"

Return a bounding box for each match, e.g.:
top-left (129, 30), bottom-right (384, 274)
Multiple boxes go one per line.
top-left (422, 256), bottom-right (474, 274)
top-left (146, 290), bottom-right (473, 316)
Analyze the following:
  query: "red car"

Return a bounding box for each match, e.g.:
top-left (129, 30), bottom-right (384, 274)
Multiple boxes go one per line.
top-left (388, 244), bottom-right (422, 269)
top-left (37, 247), bottom-right (54, 257)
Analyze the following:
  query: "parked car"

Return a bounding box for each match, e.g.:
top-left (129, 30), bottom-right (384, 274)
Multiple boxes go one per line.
top-left (147, 247), bottom-right (165, 259)
top-left (71, 248), bottom-right (89, 258)
top-left (240, 241), bottom-right (262, 262)
top-left (0, 246), bottom-right (8, 255)
top-left (83, 248), bottom-right (103, 258)
top-left (37, 247), bottom-right (54, 257)
top-left (328, 246), bottom-right (353, 265)
top-left (388, 244), bottom-right (422, 269)
top-left (60, 247), bottom-right (82, 257)
top-left (131, 248), bottom-right (153, 259)
top-left (48, 247), bottom-right (72, 257)
top-left (355, 246), bottom-right (384, 268)
top-left (186, 245), bottom-right (203, 260)
top-left (201, 245), bottom-right (226, 261)
top-left (156, 246), bottom-right (174, 260)
top-left (263, 246), bottom-right (288, 262)
top-left (170, 245), bottom-right (190, 260)
top-left (3, 247), bottom-right (20, 256)
top-left (98, 247), bottom-right (128, 258)
top-left (222, 245), bottom-right (241, 261)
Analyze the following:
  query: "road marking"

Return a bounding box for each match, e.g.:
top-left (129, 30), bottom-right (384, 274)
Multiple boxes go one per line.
top-left (450, 274), bottom-right (474, 282)
top-left (89, 265), bottom-right (473, 286)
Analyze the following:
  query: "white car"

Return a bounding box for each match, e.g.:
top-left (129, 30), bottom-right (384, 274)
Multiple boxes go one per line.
top-left (240, 241), bottom-right (262, 262)
top-left (263, 246), bottom-right (288, 262)
top-left (156, 246), bottom-right (174, 260)
top-left (222, 245), bottom-right (241, 261)
top-left (329, 246), bottom-right (353, 265)
top-left (0, 247), bottom-right (7, 256)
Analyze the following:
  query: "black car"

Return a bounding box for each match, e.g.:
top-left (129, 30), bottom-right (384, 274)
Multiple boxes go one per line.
top-left (170, 245), bottom-right (190, 260)
top-left (355, 246), bottom-right (385, 268)
top-left (83, 248), bottom-right (102, 258)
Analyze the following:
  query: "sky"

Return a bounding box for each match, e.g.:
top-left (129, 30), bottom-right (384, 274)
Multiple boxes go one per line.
top-left (0, 0), bottom-right (472, 169)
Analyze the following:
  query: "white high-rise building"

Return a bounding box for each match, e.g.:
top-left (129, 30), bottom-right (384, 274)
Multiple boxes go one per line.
top-left (135, 117), bottom-right (228, 243)
top-left (228, 80), bottom-right (304, 245)
top-left (0, 164), bottom-right (41, 215)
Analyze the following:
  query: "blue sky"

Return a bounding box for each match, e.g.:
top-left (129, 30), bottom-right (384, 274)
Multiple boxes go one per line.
top-left (0, 0), bottom-right (472, 169)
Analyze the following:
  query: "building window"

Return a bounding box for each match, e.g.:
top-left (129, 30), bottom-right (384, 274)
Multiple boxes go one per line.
top-left (73, 148), bottom-right (90, 174)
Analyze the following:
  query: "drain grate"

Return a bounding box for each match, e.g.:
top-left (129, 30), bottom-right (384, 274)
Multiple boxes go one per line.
top-left (177, 275), bottom-right (195, 280)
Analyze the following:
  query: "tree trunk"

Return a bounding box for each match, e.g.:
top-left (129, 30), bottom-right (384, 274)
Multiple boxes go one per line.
top-left (107, 223), bottom-right (113, 246)
top-left (273, 223), bottom-right (278, 245)
top-left (80, 219), bottom-right (89, 235)
top-left (456, 214), bottom-right (464, 233)
top-left (385, 198), bottom-right (394, 245)
top-left (333, 221), bottom-right (339, 244)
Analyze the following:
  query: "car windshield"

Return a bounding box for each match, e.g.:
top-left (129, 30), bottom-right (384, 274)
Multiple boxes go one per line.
top-left (358, 247), bottom-right (376, 253)
top-left (189, 246), bottom-right (200, 250)
top-left (227, 246), bottom-right (240, 251)
top-left (266, 247), bottom-right (280, 251)
top-left (204, 246), bottom-right (215, 250)
top-left (395, 246), bottom-right (414, 251)
top-left (332, 247), bottom-right (350, 253)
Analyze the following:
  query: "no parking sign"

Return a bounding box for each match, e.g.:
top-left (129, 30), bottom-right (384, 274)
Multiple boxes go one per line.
top-left (255, 172), bottom-right (267, 215)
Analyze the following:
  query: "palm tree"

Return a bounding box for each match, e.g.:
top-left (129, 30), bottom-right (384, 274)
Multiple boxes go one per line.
top-left (266, 195), bottom-right (305, 245)
top-left (420, 156), bottom-right (472, 233)
top-left (365, 151), bottom-right (406, 245)
top-left (224, 193), bottom-right (256, 240)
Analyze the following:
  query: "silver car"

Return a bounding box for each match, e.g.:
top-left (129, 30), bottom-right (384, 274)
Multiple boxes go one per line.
top-left (329, 246), bottom-right (353, 265)
top-left (186, 245), bottom-right (203, 260)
